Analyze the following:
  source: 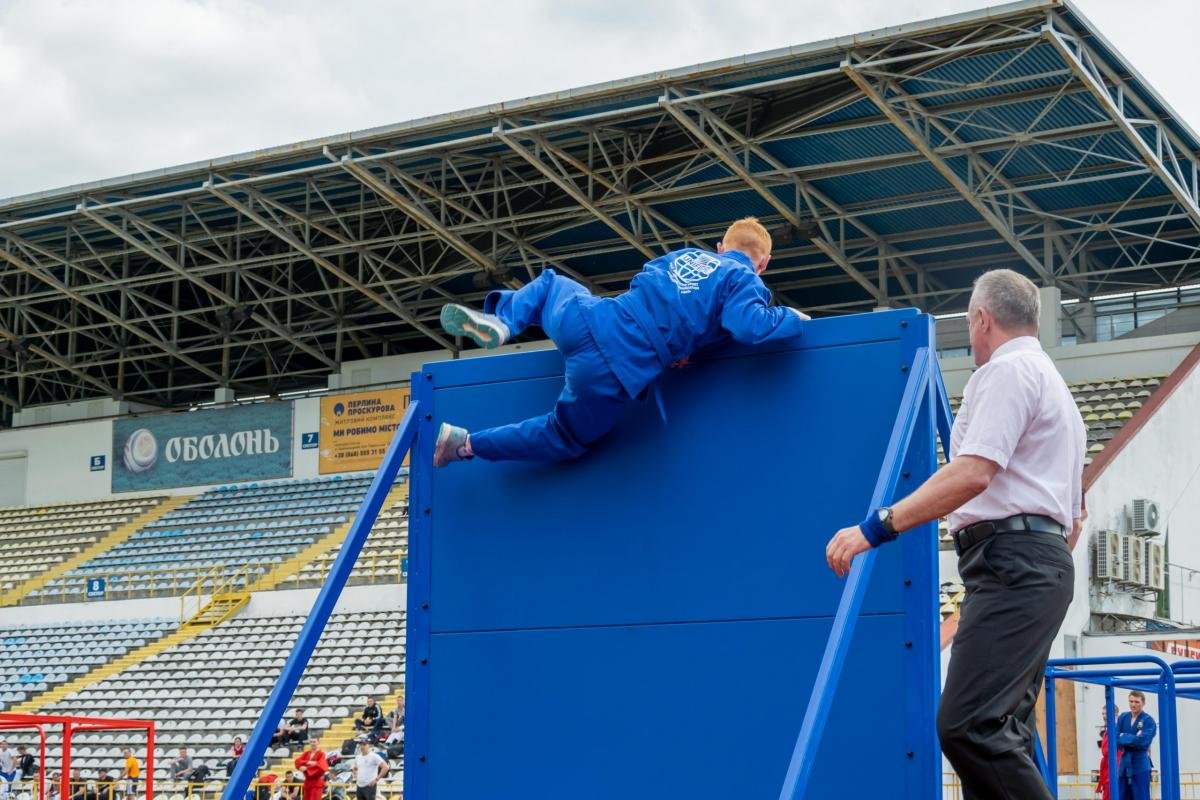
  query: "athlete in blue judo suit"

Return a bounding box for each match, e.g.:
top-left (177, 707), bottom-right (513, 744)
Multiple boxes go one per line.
top-left (432, 217), bottom-right (808, 465)
top-left (1116, 690), bottom-right (1156, 800)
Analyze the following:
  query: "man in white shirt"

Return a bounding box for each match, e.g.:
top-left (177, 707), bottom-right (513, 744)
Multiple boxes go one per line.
top-left (0, 740), bottom-right (14, 797)
top-left (350, 739), bottom-right (388, 800)
top-left (826, 269), bottom-right (1085, 800)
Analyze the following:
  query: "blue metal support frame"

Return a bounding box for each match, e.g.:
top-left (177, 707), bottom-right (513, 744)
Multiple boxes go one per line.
top-left (1106, 685), bottom-right (1118, 800)
top-left (221, 401), bottom-right (421, 800)
top-left (1044, 656), bottom-right (1183, 800)
top-left (778, 346), bottom-right (935, 800)
top-left (1044, 673), bottom-right (1058, 788)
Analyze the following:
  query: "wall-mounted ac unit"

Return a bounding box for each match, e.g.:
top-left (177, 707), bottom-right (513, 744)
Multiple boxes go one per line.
top-left (1094, 530), bottom-right (1123, 581)
top-left (1121, 534), bottom-right (1145, 585)
top-left (1144, 541), bottom-right (1165, 591)
top-left (1129, 498), bottom-right (1163, 537)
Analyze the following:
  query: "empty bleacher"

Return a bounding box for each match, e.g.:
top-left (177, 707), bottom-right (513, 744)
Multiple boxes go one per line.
top-left (282, 495), bottom-right (408, 589)
top-left (21, 610), bottom-right (405, 794)
top-left (0, 617), bottom-right (176, 711)
top-left (0, 497), bottom-right (164, 597)
top-left (29, 475), bottom-right (377, 603)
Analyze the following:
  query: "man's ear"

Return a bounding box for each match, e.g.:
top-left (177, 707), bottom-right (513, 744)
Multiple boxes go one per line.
top-left (756, 254), bottom-right (771, 275)
top-left (716, 241), bottom-right (726, 254)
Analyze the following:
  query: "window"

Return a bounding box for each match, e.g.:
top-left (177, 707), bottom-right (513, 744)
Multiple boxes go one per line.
top-left (1093, 285), bottom-right (1199, 341)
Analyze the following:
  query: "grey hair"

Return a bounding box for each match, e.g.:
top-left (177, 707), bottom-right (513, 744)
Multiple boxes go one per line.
top-left (969, 269), bottom-right (1040, 331)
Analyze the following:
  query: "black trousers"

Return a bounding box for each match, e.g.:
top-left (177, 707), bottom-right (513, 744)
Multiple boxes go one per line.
top-left (355, 786), bottom-right (376, 800)
top-left (938, 530), bottom-right (1074, 800)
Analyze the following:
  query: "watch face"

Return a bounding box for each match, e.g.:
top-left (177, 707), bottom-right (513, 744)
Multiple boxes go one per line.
top-left (877, 509), bottom-right (889, 522)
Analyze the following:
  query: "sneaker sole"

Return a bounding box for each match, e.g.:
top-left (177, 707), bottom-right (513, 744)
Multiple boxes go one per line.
top-left (441, 305), bottom-right (502, 349)
top-left (433, 424), bottom-right (456, 468)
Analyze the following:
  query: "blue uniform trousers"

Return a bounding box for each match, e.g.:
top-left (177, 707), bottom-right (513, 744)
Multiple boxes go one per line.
top-left (1118, 773), bottom-right (1150, 800)
top-left (470, 270), bottom-right (633, 462)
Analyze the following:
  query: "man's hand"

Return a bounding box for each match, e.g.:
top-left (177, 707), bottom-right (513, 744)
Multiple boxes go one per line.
top-left (826, 525), bottom-right (871, 578)
top-left (789, 308), bottom-right (811, 321)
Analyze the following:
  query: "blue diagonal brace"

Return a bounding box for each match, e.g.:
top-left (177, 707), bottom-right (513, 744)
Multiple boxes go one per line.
top-left (778, 348), bottom-right (932, 800)
top-left (222, 400), bottom-right (421, 800)
top-left (931, 353), bottom-right (954, 462)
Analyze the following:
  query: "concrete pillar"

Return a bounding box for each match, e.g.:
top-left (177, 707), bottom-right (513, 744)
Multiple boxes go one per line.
top-left (1039, 285), bottom-right (1062, 348)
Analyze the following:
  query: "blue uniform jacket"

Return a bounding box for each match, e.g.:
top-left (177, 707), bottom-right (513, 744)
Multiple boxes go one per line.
top-left (1116, 710), bottom-right (1156, 777)
top-left (581, 248), bottom-right (805, 398)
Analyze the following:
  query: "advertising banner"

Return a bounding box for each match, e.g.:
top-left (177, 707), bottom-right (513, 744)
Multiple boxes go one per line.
top-left (1146, 638), bottom-right (1200, 659)
top-left (319, 388), bottom-right (410, 474)
top-left (112, 402), bottom-right (293, 492)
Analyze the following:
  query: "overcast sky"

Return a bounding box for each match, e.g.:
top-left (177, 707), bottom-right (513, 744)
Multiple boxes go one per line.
top-left (1, 0), bottom-right (1197, 201)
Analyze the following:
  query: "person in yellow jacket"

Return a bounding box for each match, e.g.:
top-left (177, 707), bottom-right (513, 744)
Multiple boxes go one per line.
top-left (120, 748), bottom-right (140, 800)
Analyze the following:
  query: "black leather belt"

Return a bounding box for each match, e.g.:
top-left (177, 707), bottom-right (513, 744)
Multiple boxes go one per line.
top-left (952, 513), bottom-right (1065, 557)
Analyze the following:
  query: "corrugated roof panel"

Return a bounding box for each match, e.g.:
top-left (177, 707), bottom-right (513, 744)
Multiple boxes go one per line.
top-left (652, 189), bottom-right (778, 229)
top-left (810, 161), bottom-right (953, 206)
top-left (764, 123), bottom-right (913, 167)
top-left (855, 199), bottom-right (981, 236)
top-left (1021, 171), bottom-right (1167, 211)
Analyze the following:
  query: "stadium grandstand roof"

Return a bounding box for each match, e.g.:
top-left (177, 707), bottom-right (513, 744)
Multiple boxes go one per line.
top-left (2, 0), bottom-right (1199, 415)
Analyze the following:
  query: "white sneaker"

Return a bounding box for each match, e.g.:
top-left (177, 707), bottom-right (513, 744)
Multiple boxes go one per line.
top-left (433, 423), bottom-right (473, 467)
top-left (440, 304), bottom-right (510, 349)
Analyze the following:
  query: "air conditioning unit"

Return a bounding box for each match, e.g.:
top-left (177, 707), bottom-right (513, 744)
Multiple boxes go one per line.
top-left (1130, 498), bottom-right (1163, 537)
top-left (1094, 530), bottom-right (1123, 581)
top-left (1144, 541), bottom-right (1165, 591)
top-left (1121, 534), bottom-right (1145, 585)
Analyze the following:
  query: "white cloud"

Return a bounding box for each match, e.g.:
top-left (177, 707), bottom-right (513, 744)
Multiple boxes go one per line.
top-left (1, 0), bottom-right (1196, 200)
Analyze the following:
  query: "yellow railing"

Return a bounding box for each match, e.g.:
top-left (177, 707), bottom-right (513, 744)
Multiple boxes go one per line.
top-left (271, 549), bottom-right (407, 590)
top-left (944, 772), bottom-right (1200, 799)
top-left (28, 545), bottom-right (405, 607)
top-left (25, 563), bottom-right (244, 605)
top-left (16, 778), bottom-right (404, 800)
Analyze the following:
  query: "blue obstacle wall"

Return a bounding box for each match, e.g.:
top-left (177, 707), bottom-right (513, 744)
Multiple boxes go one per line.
top-left (406, 309), bottom-right (941, 800)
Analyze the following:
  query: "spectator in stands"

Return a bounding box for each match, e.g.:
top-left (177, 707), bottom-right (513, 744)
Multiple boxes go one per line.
top-left (384, 699), bottom-right (404, 746)
top-left (350, 740), bottom-right (387, 800)
top-left (276, 774), bottom-right (301, 800)
top-left (270, 715), bottom-right (289, 748)
top-left (226, 736), bottom-right (245, 778)
top-left (353, 698), bottom-right (383, 737)
top-left (293, 739), bottom-right (328, 800)
top-left (0, 740), bottom-right (13, 796)
top-left (46, 771), bottom-right (61, 800)
top-left (169, 748), bottom-right (194, 781)
top-left (120, 747), bottom-right (139, 800)
top-left (252, 770), bottom-right (277, 800)
top-left (433, 216), bottom-right (809, 466)
top-left (1099, 705), bottom-right (1113, 800)
top-left (67, 768), bottom-right (86, 800)
top-left (826, 268), bottom-right (1084, 800)
top-left (1117, 690), bottom-right (1156, 800)
top-left (94, 769), bottom-right (115, 800)
top-left (15, 745), bottom-right (34, 780)
top-left (284, 711), bottom-right (310, 747)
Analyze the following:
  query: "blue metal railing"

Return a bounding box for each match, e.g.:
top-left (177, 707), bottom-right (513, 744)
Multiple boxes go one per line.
top-left (1045, 655), bottom-right (1183, 800)
top-left (778, 347), bottom-right (936, 800)
top-left (222, 401), bottom-right (420, 800)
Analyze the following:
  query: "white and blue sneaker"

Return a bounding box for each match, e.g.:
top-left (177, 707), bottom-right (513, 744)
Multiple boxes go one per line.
top-left (433, 423), bottom-right (473, 468)
top-left (440, 304), bottom-right (510, 349)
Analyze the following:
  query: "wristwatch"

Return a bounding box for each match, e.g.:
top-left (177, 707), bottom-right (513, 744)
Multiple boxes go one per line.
top-left (877, 507), bottom-right (897, 536)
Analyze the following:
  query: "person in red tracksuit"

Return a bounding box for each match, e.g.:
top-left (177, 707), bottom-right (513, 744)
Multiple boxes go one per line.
top-left (1097, 706), bottom-right (1122, 800)
top-left (294, 739), bottom-right (328, 800)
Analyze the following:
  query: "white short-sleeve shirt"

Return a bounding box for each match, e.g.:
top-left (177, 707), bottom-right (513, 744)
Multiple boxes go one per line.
top-left (354, 752), bottom-right (386, 787)
top-left (947, 336), bottom-right (1086, 533)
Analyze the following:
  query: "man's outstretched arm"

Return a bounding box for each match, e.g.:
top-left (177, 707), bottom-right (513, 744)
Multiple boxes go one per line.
top-left (825, 455), bottom-right (999, 577)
